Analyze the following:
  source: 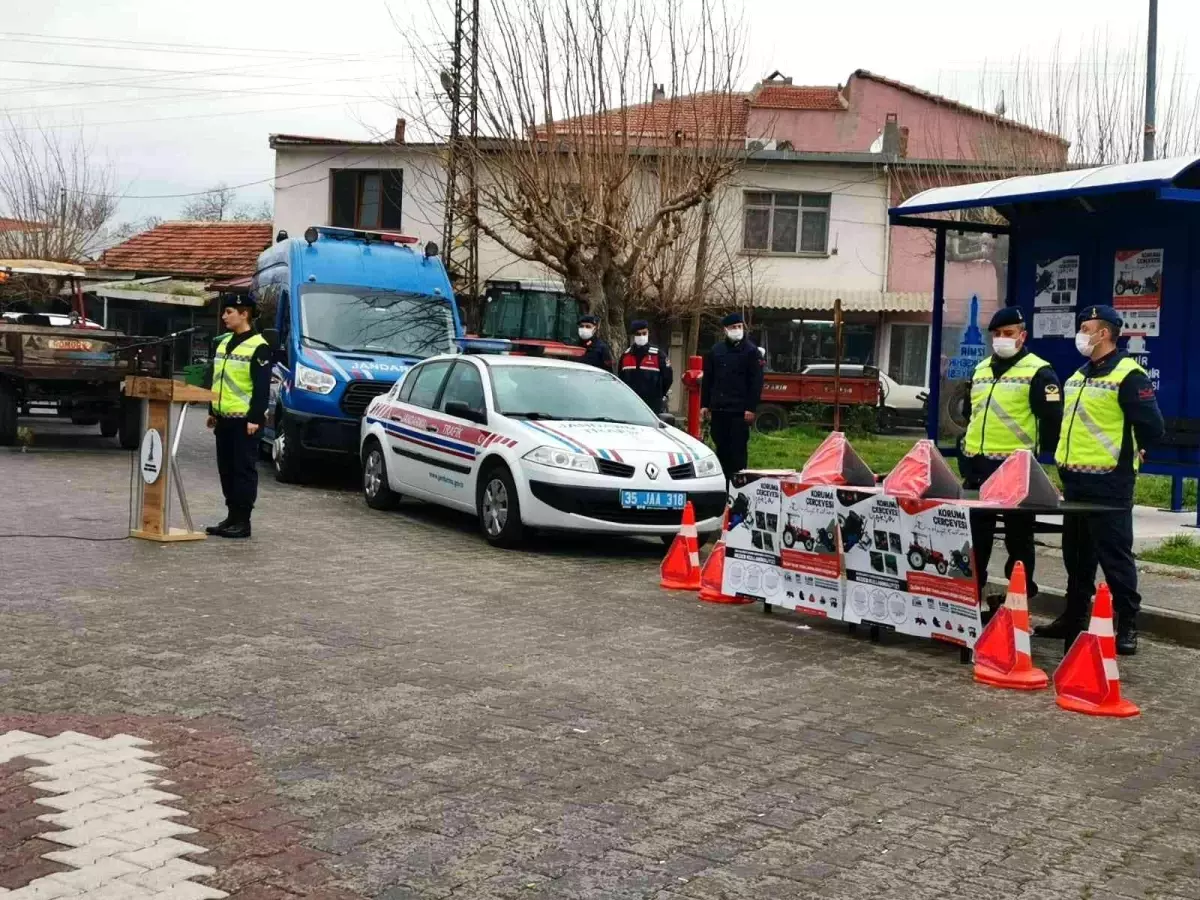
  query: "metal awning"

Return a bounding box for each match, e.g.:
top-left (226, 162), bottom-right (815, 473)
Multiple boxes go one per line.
top-left (892, 154), bottom-right (1200, 217)
top-left (752, 287), bottom-right (931, 313)
top-left (90, 276), bottom-right (215, 308)
top-left (0, 259), bottom-right (87, 278)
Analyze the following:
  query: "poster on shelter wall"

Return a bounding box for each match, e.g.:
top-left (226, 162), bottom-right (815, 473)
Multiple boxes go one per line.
top-left (777, 481), bottom-right (844, 619)
top-left (1112, 248), bottom-right (1163, 336)
top-left (1034, 255), bottom-right (1080, 308)
top-left (1033, 310), bottom-right (1075, 339)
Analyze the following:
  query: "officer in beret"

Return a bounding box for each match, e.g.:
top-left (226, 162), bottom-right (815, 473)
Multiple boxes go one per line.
top-left (959, 305), bottom-right (1062, 619)
top-left (618, 319), bottom-right (673, 413)
top-left (701, 312), bottom-right (764, 485)
top-left (1037, 305), bottom-right (1163, 654)
top-left (577, 314), bottom-right (614, 371)
top-left (203, 294), bottom-right (272, 539)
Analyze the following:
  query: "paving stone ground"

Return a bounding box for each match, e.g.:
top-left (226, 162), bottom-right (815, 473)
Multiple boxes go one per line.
top-left (3, 417), bottom-right (1200, 899)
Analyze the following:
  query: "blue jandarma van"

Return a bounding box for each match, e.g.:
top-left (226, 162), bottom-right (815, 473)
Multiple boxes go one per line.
top-left (253, 225), bottom-right (463, 482)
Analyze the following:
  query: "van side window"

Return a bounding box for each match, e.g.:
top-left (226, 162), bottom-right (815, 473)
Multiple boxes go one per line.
top-left (278, 291), bottom-right (291, 364)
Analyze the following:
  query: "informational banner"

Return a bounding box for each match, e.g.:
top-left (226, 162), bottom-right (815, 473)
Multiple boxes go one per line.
top-left (777, 481), bottom-right (843, 618)
top-left (836, 489), bottom-right (982, 647)
top-left (1034, 255), bottom-right (1080, 308)
top-left (1112, 248), bottom-right (1163, 336)
top-left (1033, 310), bottom-right (1075, 339)
top-left (723, 471), bottom-right (786, 604)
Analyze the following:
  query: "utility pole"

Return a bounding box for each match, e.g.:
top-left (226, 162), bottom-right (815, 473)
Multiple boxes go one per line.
top-left (1143, 0), bottom-right (1158, 161)
top-left (442, 0), bottom-right (481, 314)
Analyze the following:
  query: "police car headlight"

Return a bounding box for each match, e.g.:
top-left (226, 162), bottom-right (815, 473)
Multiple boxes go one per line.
top-left (295, 362), bottom-right (336, 394)
top-left (694, 455), bottom-right (721, 478)
top-left (523, 445), bottom-right (599, 474)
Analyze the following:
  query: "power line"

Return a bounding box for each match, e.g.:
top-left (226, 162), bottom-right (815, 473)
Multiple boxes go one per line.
top-left (1, 32), bottom-right (389, 61)
top-left (1, 82), bottom-right (397, 115)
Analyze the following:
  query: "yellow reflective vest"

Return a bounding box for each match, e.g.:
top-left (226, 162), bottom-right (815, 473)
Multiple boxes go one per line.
top-left (962, 352), bottom-right (1050, 459)
top-left (211, 332), bottom-right (268, 417)
top-left (1055, 356), bottom-right (1145, 473)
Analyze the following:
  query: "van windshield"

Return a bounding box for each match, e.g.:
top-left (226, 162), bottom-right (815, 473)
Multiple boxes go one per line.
top-left (298, 286), bottom-right (455, 359)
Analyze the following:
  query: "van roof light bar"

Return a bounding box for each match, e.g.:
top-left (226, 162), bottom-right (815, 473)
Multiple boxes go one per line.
top-left (311, 225), bottom-right (420, 245)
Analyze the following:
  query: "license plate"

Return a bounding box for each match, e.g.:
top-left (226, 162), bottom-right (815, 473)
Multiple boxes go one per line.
top-left (620, 490), bottom-right (686, 510)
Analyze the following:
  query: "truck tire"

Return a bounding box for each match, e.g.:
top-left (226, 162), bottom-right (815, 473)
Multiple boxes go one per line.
top-left (117, 397), bottom-right (141, 450)
top-left (272, 413), bottom-right (308, 484)
top-left (753, 404), bottom-right (789, 434)
top-left (71, 415), bottom-right (100, 427)
top-left (0, 382), bottom-right (17, 446)
top-left (100, 416), bottom-right (119, 438)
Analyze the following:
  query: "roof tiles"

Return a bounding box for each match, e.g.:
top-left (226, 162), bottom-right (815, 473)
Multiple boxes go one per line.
top-left (100, 221), bottom-right (273, 278)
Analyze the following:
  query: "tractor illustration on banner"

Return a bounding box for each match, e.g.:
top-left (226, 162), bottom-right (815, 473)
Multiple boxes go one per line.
top-left (782, 514), bottom-right (837, 553)
top-left (907, 533), bottom-right (949, 575)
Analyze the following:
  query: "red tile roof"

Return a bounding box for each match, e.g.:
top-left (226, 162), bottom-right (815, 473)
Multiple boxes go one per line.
top-left (0, 217), bottom-right (44, 232)
top-left (100, 221), bottom-right (273, 278)
top-left (751, 84), bottom-right (845, 111)
top-left (537, 93), bottom-right (750, 144)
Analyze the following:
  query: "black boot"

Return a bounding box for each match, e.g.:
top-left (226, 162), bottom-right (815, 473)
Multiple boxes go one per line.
top-left (1034, 614), bottom-right (1085, 642)
top-left (205, 512), bottom-right (233, 536)
top-left (1116, 618), bottom-right (1139, 656)
top-left (215, 508), bottom-right (251, 539)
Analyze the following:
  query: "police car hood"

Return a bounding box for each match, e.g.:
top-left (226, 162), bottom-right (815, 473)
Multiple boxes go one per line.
top-left (529, 419), bottom-right (709, 458)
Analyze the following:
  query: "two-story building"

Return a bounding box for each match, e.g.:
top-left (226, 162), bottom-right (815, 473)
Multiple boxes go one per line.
top-left (269, 69), bottom-right (1066, 392)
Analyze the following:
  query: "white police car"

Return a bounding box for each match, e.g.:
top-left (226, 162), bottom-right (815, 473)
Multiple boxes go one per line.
top-left (359, 354), bottom-right (725, 546)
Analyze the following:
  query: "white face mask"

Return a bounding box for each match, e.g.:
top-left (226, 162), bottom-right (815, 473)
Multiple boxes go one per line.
top-left (578, 327), bottom-right (595, 340)
top-left (1074, 331), bottom-right (1094, 357)
top-left (725, 327), bottom-right (744, 342)
top-left (633, 334), bottom-right (649, 347)
top-left (992, 336), bottom-right (1019, 359)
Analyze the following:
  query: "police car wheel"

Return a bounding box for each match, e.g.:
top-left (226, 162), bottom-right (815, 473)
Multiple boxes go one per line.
top-left (362, 440), bottom-right (400, 510)
top-left (272, 414), bottom-right (307, 484)
top-left (477, 464), bottom-right (524, 548)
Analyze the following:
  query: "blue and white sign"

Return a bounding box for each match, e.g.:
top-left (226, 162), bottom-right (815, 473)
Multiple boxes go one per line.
top-left (945, 295), bottom-right (988, 381)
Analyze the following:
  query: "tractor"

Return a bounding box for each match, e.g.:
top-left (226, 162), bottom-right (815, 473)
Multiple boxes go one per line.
top-left (907, 533), bottom-right (949, 575)
top-left (838, 511), bottom-right (872, 552)
top-left (951, 543), bottom-right (972, 577)
top-left (1114, 270), bottom-right (1143, 295)
top-left (781, 515), bottom-right (815, 551)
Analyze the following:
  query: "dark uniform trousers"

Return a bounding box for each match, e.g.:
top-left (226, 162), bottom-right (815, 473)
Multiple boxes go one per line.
top-left (214, 416), bottom-right (259, 517)
top-left (710, 412), bottom-right (750, 484)
top-left (1061, 484), bottom-right (1140, 624)
top-left (968, 508), bottom-right (1038, 598)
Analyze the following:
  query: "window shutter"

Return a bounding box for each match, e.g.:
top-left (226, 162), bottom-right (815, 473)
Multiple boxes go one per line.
top-left (380, 170), bottom-right (404, 229)
top-left (330, 170), bottom-right (358, 227)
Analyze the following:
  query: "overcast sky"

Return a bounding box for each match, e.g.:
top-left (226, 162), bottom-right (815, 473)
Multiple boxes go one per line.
top-left (1, 0), bottom-right (1191, 226)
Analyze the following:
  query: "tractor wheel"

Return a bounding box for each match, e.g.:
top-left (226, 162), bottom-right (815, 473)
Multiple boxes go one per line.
top-left (935, 560), bottom-right (948, 575)
top-left (753, 404), bottom-right (789, 434)
top-left (907, 550), bottom-right (925, 570)
top-left (803, 538), bottom-right (815, 552)
top-left (782, 529), bottom-right (795, 549)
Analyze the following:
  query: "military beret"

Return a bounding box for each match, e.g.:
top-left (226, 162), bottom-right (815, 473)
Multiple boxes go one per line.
top-left (987, 306), bottom-right (1025, 330)
top-left (578, 314), bottom-right (598, 325)
top-left (223, 294), bottom-right (257, 309)
top-left (629, 318), bottom-right (649, 332)
top-left (1078, 305), bottom-right (1122, 328)
top-left (721, 312), bottom-right (744, 327)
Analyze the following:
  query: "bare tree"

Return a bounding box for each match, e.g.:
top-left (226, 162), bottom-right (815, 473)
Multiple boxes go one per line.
top-left (231, 199), bottom-right (273, 222)
top-left (108, 215), bottom-right (164, 243)
top-left (400, 0), bottom-right (747, 348)
top-left (0, 122), bottom-right (118, 261)
top-left (180, 184), bottom-right (236, 222)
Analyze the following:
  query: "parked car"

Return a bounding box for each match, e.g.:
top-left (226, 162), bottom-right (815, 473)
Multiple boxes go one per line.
top-left (359, 354), bottom-right (725, 546)
top-left (799, 364), bottom-right (927, 429)
top-left (2, 311), bottom-right (105, 329)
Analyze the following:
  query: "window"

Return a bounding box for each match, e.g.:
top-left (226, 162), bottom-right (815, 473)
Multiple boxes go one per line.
top-left (742, 191), bottom-right (830, 254)
top-left (405, 361), bottom-right (453, 409)
top-left (750, 319), bottom-right (876, 373)
top-left (330, 169), bottom-right (403, 230)
top-left (439, 362), bottom-right (486, 415)
top-left (888, 324), bottom-right (929, 387)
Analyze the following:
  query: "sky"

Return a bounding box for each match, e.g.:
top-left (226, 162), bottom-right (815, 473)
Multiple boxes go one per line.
top-left (1, 0), bottom-right (1193, 227)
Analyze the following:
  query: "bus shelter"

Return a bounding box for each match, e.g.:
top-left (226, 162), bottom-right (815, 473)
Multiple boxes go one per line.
top-left (889, 155), bottom-right (1200, 521)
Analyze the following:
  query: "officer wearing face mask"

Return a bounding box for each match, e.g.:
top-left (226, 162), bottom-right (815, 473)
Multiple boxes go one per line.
top-left (701, 312), bottom-right (764, 485)
top-left (618, 319), bottom-right (673, 413)
top-left (1035, 305), bottom-right (1163, 655)
top-left (577, 314), bottom-right (614, 371)
top-left (958, 307), bottom-right (1061, 619)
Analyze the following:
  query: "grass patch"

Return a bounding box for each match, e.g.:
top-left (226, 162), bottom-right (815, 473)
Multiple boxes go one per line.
top-left (745, 426), bottom-right (1196, 511)
top-left (1139, 534), bottom-right (1200, 569)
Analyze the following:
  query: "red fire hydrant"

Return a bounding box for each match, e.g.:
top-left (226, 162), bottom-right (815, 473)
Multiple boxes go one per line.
top-left (681, 354), bottom-right (703, 439)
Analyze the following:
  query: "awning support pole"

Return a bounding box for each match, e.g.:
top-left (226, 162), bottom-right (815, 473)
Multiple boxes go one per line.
top-left (926, 226), bottom-right (947, 442)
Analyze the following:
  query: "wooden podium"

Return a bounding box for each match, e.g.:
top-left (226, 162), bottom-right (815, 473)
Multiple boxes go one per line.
top-left (123, 376), bottom-right (214, 542)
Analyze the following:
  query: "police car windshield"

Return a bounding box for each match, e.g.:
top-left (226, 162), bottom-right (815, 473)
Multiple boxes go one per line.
top-left (492, 366), bottom-right (659, 426)
top-left (299, 286), bottom-right (455, 359)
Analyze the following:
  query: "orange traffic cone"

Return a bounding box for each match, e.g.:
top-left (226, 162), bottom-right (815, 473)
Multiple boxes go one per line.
top-left (660, 502), bottom-right (701, 591)
top-left (1053, 584), bottom-right (1140, 718)
top-left (698, 539), bottom-right (753, 604)
top-left (973, 562), bottom-right (1048, 690)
